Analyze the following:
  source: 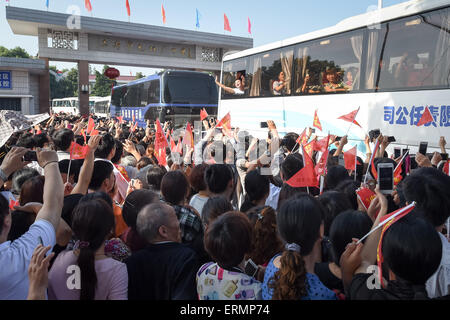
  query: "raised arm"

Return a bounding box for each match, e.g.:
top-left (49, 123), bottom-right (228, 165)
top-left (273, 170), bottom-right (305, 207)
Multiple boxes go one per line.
top-left (333, 135), bottom-right (348, 157)
top-left (71, 135), bottom-right (102, 195)
top-left (35, 149), bottom-right (64, 231)
top-left (0, 147), bottom-right (28, 186)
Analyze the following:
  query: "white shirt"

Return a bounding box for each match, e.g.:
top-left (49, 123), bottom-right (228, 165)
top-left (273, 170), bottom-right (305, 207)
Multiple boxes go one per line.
top-left (273, 81), bottom-right (283, 95)
top-left (189, 194), bottom-right (209, 216)
top-left (426, 232), bottom-right (450, 298)
top-left (56, 151), bottom-right (71, 161)
top-left (265, 184), bottom-right (281, 210)
top-left (233, 88), bottom-right (245, 95)
top-left (0, 219), bottom-right (56, 300)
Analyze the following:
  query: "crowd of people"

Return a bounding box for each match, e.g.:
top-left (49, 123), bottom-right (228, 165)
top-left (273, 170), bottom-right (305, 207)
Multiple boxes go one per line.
top-left (0, 112), bottom-right (449, 301)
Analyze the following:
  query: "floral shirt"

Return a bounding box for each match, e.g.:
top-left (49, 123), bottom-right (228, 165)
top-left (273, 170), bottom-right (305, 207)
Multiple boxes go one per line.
top-left (197, 262), bottom-right (262, 300)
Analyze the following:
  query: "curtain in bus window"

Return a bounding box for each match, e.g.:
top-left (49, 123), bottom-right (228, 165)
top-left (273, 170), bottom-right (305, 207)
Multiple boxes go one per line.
top-left (280, 49), bottom-right (293, 95)
top-left (433, 9), bottom-right (450, 87)
top-left (250, 56), bottom-right (262, 97)
top-left (365, 31), bottom-right (379, 90)
top-left (294, 47), bottom-right (309, 94)
top-left (350, 34), bottom-right (363, 90)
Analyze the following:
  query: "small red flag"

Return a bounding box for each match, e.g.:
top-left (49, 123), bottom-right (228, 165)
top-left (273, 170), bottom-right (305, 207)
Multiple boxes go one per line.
top-left (296, 128), bottom-right (309, 146)
top-left (248, 17), bottom-right (252, 34)
top-left (155, 146), bottom-right (167, 167)
top-left (170, 136), bottom-right (176, 152)
top-left (182, 123), bottom-right (194, 148)
top-left (130, 122), bottom-right (138, 133)
top-left (85, 0), bottom-right (92, 12)
top-left (315, 134), bottom-right (330, 179)
top-left (377, 203), bottom-right (416, 288)
top-left (286, 145), bottom-right (318, 188)
top-left (200, 108), bottom-right (208, 121)
top-left (87, 117), bottom-right (95, 134)
top-left (155, 119), bottom-right (168, 149)
top-left (344, 146), bottom-right (357, 171)
top-left (313, 136), bottom-right (329, 152)
top-left (416, 106), bottom-right (434, 126)
top-left (9, 199), bottom-right (19, 211)
top-left (303, 140), bottom-right (315, 158)
top-left (224, 14), bottom-right (231, 32)
top-left (356, 187), bottom-right (376, 212)
top-left (338, 108), bottom-right (361, 128)
top-left (90, 129), bottom-right (99, 136)
top-left (70, 142), bottom-right (89, 160)
top-left (217, 112), bottom-right (232, 137)
top-left (126, 0), bottom-right (131, 17)
top-left (162, 4), bottom-right (166, 24)
top-left (313, 109), bottom-right (323, 131)
top-left (116, 116), bottom-right (124, 124)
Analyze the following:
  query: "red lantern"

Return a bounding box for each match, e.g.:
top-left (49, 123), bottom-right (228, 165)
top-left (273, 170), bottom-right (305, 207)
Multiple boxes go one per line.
top-left (104, 67), bottom-right (120, 80)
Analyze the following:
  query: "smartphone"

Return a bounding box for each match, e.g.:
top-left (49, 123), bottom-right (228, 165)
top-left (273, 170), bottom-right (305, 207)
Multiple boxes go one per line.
top-left (244, 259), bottom-right (259, 278)
top-left (418, 141), bottom-right (428, 155)
top-left (335, 136), bottom-right (342, 142)
top-left (394, 148), bottom-right (401, 159)
top-left (260, 121), bottom-right (268, 129)
top-left (442, 153), bottom-right (448, 161)
top-left (23, 151), bottom-right (38, 162)
top-left (388, 136), bottom-right (396, 143)
top-left (377, 163), bottom-right (394, 195)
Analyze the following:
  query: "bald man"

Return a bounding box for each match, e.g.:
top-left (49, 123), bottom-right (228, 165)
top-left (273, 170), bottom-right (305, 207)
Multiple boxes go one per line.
top-left (125, 203), bottom-right (200, 300)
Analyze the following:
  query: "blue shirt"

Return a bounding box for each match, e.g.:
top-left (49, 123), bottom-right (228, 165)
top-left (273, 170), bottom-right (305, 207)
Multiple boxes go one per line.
top-left (262, 254), bottom-right (337, 300)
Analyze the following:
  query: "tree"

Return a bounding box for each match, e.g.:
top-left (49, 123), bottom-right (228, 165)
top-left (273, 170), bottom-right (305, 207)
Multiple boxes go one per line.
top-left (135, 72), bottom-right (145, 79)
top-left (49, 66), bottom-right (78, 99)
top-left (0, 46), bottom-right (31, 58)
top-left (91, 65), bottom-right (116, 97)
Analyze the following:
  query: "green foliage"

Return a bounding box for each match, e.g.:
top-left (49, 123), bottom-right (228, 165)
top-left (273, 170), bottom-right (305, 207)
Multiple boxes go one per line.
top-left (0, 46), bottom-right (31, 58)
top-left (135, 72), bottom-right (145, 79)
top-left (49, 66), bottom-right (78, 99)
top-left (91, 65), bottom-right (116, 97)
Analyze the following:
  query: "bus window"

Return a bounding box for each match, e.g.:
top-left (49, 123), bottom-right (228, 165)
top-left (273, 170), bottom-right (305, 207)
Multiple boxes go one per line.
top-left (124, 85), bottom-right (139, 107)
top-left (112, 87), bottom-right (123, 107)
top-left (147, 80), bottom-right (160, 104)
top-left (259, 48), bottom-right (294, 97)
top-left (221, 58), bottom-right (249, 98)
top-left (140, 82), bottom-right (150, 107)
top-left (163, 74), bottom-right (216, 104)
top-left (294, 30), bottom-right (363, 94)
top-left (374, 7), bottom-right (450, 91)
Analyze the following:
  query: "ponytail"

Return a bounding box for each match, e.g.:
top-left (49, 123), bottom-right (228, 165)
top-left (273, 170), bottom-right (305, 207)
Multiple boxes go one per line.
top-left (77, 246), bottom-right (97, 300)
top-left (270, 250), bottom-right (308, 300)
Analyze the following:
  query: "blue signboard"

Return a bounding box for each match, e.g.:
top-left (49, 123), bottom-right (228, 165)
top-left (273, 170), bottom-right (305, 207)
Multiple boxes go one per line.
top-left (0, 71), bottom-right (12, 89)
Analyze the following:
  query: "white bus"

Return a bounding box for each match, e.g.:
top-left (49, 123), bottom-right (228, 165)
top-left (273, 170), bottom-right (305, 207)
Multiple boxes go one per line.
top-left (51, 96), bottom-right (104, 115)
top-left (92, 96), bottom-right (111, 118)
top-left (218, 0), bottom-right (450, 155)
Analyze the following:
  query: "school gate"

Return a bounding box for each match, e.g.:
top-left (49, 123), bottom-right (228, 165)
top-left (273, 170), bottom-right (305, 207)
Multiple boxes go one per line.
top-left (6, 6), bottom-right (253, 115)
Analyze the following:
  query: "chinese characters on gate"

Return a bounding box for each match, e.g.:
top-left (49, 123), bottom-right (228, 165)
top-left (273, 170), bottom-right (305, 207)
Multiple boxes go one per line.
top-left (0, 72), bottom-right (11, 89)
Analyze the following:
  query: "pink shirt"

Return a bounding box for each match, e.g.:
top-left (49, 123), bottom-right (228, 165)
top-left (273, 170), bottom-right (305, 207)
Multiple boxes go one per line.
top-left (48, 250), bottom-right (128, 300)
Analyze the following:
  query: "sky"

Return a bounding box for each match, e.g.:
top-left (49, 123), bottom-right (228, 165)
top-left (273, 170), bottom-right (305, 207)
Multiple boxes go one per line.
top-left (0, 0), bottom-right (409, 76)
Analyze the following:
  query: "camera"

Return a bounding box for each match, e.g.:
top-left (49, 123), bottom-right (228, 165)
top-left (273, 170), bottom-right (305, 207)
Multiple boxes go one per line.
top-left (23, 151), bottom-right (38, 162)
top-left (244, 259), bottom-right (259, 278)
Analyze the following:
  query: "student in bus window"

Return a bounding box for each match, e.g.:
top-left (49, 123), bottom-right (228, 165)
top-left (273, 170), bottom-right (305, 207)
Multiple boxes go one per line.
top-left (323, 68), bottom-right (347, 92)
top-left (215, 74), bottom-right (245, 95)
top-left (376, 59), bottom-right (395, 90)
top-left (344, 67), bottom-right (357, 91)
top-left (272, 71), bottom-right (288, 96)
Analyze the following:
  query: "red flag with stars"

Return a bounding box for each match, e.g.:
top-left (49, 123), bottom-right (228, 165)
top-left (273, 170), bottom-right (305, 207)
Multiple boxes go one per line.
top-left (69, 142), bottom-right (89, 160)
top-left (296, 128), bottom-right (309, 146)
top-left (217, 112), bottom-right (232, 137)
top-left (200, 108), bottom-right (208, 121)
top-left (315, 134), bottom-right (330, 179)
top-left (416, 106), bottom-right (434, 126)
top-left (313, 109), bottom-right (323, 131)
top-left (286, 145), bottom-right (318, 187)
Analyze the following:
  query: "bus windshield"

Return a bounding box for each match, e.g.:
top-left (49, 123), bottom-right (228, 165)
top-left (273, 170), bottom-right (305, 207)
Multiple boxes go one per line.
top-left (163, 73), bottom-right (217, 105)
